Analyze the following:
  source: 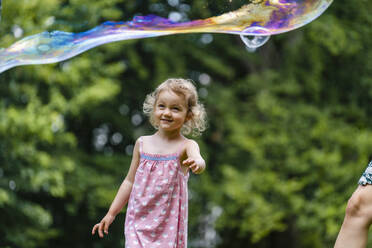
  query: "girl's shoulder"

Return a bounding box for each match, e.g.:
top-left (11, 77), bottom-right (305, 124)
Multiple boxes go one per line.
top-left (182, 137), bottom-right (200, 151)
top-left (137, 135), bottom-right (153, 142)
top-left (183, 136), bottom-right (197, 144)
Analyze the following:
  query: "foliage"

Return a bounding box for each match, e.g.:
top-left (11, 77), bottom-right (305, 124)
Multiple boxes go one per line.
top-left (0, 0), bottom-right (371, 247)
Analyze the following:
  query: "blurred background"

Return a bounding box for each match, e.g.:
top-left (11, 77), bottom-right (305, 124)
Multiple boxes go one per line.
top-left (0, 0), bottom-right (371, 247)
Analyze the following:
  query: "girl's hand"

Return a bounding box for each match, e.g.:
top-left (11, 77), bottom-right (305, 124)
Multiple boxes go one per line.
top-left (92, 213), bottom-right (116, 238)
top-left (182, 158), bottom-right (204, 174)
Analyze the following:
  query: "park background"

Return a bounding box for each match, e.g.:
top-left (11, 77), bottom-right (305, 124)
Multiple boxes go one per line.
top-left (0, 0), bottom-right (371, 247)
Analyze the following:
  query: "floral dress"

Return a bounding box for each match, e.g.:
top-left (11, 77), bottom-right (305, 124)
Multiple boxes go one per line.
top-left (358, 160), bottom-right (372, 185)
top-left (124, 137), bottom-right (189, 248)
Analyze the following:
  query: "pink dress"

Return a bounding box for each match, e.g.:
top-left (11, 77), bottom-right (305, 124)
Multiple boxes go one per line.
top-left (124, 137), bottom-right (189, 248)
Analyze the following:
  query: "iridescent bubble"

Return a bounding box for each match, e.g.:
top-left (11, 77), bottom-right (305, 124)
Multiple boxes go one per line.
top-left (37, 44), bottom-right (51, 53)
top-left (240, 27), bottom-right (271, 51)
top-left (0, 0), bottom-right (333, 73)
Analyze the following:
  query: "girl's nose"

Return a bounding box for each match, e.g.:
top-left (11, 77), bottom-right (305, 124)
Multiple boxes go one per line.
top-left (163, 108), bottom-right (171, 116)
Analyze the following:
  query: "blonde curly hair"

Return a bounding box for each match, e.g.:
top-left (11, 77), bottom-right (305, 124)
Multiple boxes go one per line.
top-left (143, 78), bottom-right (207, 137)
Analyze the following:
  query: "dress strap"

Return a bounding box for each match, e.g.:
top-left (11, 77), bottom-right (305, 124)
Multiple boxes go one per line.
top-left (138, 136), bottom-right (143, 154)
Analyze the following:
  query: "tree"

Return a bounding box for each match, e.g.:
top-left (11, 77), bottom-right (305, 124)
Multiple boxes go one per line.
top-left (0, 0), bottom-right (371, 247)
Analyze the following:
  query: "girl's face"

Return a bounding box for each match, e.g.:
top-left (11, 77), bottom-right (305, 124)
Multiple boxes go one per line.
top-left (154, 90), bottom-right (189, 133)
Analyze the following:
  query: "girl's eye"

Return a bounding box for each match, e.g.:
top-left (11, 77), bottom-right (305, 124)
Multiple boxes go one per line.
top-left (158, 104), bottom-right (165, 108)
top-left (172, 107), bottom-right (180, 111)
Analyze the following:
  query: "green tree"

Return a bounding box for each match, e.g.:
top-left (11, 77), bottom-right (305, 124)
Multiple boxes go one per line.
top-left (0, 0), bottom-right (371, 248)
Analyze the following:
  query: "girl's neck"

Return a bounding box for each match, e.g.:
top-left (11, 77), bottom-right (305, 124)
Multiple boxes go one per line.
top-left (155, 129), bottom-right (183, 141)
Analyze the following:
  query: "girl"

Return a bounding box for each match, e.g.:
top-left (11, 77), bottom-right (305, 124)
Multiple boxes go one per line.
top-left (92, 78), bottom-right (207, 248)
top-left (334, 159), bottom-right (372, 248)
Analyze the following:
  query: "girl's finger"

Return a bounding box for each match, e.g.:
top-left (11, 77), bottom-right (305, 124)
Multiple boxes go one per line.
top-left (104, 223), bottom-right (109, 234)
top-left (183, 159), bottom-right (191, 165)
top-left (94, 224), bottom-right (100, 234)
top-left (92, 224), bottom-right (98, 235)
top-left (183, 159), bottom-right (195, 166)
top-left (98, 222), bottom-right (104, 237)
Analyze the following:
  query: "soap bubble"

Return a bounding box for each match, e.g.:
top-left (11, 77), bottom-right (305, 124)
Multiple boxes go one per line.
top-left (240, 27), bottom-right (271, 51)
top-left (0, 0), bottom-right (333, 73)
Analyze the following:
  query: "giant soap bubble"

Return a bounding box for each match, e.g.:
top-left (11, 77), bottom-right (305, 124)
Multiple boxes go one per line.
top-left (0, 0), bottom-right (333, 73)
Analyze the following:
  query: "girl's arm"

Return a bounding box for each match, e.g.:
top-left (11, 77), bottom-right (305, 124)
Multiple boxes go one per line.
top-left (182, 139), bottom-right (206, 174)
top-left (92, 138), bottom-right (141, 238)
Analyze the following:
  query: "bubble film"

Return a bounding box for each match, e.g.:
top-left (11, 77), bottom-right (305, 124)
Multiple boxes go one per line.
top-left (0, 0), bottom-right (333, 73)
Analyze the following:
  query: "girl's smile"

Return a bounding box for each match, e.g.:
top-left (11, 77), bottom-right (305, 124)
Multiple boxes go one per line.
top-left (160, 119), bottom-right (173, 123)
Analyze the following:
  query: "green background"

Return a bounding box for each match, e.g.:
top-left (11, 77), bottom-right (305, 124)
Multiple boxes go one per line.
top-left (0, 0), bottom-right (371, 247)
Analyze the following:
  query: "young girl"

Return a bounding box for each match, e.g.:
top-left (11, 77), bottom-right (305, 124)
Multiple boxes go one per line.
top-left (92, 78), bottom-right (207, 248)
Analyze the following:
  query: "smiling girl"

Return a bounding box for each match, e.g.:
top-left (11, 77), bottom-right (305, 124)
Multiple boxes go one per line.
top-left (92, 78), bottom-right (207, 248)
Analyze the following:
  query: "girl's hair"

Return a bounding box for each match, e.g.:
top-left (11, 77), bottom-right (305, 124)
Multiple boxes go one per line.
top-left (143, 78), bottom-right (207, 136)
